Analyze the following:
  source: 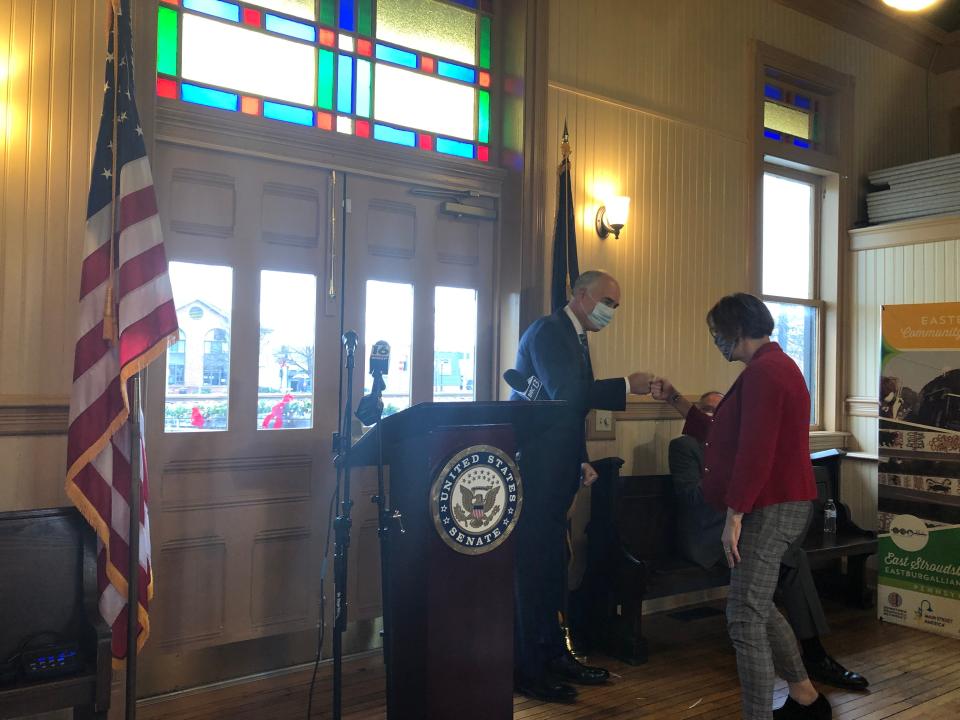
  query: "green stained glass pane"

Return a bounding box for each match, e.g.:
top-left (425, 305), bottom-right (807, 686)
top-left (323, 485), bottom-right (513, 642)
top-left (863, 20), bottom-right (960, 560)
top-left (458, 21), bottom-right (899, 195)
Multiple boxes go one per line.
top-left (479, 16), bottom-right (490, 69)
top-left (478, 90), bottom-right (489, 143)
top-left (157, 6), bottom-right (178, 76)
top-left (358, 0), bottom-right (372, 36)
top-left (318, 49), bottom-right (335, 110)
top-left (376, 0), bottom-right (475, 65)
top-left (247, 0), bottom-right (315, 20)
top-left (320, 0), bottom-right (335, 25)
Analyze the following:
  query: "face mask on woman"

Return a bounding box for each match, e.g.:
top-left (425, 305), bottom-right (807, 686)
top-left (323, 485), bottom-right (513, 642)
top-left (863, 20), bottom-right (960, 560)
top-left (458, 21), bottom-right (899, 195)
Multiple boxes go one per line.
top-left (713, 333), bottom-right (738, 361)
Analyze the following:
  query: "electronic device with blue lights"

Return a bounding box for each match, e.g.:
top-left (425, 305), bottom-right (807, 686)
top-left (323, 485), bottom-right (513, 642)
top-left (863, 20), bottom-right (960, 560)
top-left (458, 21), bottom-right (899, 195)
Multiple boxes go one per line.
top-left (21, 643), bottom-right (82, 680)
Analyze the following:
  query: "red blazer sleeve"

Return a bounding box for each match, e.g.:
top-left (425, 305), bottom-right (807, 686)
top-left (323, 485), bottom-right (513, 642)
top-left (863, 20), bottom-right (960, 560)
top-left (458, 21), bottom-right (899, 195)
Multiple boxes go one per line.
top-left (724, 366), bottom-right (785, 513)
top-left (682, 405), bottom-right (710, 443)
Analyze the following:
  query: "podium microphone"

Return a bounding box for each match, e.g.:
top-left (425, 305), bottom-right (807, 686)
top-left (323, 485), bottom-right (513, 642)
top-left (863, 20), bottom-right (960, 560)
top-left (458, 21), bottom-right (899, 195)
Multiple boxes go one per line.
top-left (504, 369), bottom-right (543, 401)
top-left (356, 341), bottom-right (390, 425)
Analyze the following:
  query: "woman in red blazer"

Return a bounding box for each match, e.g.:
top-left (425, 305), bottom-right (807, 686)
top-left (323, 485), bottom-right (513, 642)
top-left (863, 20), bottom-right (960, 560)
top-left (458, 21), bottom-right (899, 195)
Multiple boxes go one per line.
top-left (654, 293), bottom-right (830, 720)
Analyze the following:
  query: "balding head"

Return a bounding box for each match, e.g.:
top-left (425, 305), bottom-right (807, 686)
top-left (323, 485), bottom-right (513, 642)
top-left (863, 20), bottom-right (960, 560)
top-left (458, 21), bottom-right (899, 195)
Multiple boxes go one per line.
top-left (570, 270), bottom-right (620, 331)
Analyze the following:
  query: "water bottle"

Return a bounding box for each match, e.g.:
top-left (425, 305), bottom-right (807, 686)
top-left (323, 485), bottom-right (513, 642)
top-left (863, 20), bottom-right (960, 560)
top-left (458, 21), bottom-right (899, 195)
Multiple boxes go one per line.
top-left (824, 499), bottom-right (837, 535)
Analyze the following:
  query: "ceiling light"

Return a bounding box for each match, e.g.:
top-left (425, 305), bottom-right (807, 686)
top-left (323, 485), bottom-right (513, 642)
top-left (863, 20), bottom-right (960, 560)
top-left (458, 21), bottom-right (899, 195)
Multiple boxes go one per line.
top-left (882, 0), bottom-right (942, 11)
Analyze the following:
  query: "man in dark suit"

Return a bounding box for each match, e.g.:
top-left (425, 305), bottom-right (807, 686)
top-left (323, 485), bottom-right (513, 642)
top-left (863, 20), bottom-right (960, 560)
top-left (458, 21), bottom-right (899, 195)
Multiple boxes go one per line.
top-left (512, 270), bottom-right (653, 703)
top-left (669, 392), bottom-right (869, 691)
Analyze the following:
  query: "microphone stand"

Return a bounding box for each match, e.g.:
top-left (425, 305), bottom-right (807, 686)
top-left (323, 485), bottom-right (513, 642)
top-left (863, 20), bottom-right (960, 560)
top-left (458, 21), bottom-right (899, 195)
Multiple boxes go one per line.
top-left (366, 371), bottom-right (399, 717)
top-left (332, 330), bottom-right (358, 720)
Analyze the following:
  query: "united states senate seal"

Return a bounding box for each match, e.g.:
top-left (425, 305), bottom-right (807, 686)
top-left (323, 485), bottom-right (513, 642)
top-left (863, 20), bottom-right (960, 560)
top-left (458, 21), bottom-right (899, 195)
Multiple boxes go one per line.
top-left (430, 444), bottom-right (523, 555)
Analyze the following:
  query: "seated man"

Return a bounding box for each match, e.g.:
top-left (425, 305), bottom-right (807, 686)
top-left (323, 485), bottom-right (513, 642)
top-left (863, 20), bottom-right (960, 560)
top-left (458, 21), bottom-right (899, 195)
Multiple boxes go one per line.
top-left (668, 391), bottom-right (869, 691)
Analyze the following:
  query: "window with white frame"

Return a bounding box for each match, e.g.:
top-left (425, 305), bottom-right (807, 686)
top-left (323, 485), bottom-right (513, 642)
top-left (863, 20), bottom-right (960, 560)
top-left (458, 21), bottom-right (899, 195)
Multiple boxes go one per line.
top-left (761, 166), bottom-right (823, 426)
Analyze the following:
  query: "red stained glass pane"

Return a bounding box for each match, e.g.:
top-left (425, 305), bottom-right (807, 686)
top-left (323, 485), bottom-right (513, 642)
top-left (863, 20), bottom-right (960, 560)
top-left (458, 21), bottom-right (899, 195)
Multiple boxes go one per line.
top-left (156, 77), bottom-right (177, 98)
top-left (240, 96), bottom-right (260, 114)
top-left (418, 133), bottom-right (433, 150)
top-left (319, 28), bottom-right (336, 46)
top-left (159, 0), bottom-right (179, 5)
top-left (357, 38), bottom-right (373, 56)
top-left (317, 112), bottom-right (333, 130)
top-left (242, 8), bottom-right (261, 25)
top-left (478, 145), bottom-right (489, 162)
top-left (421, 56), bottom-right (435, 73)
top-left (356, 120), bottom-right (371, 137)
top-left (479, 71), bottom-right (490, 88)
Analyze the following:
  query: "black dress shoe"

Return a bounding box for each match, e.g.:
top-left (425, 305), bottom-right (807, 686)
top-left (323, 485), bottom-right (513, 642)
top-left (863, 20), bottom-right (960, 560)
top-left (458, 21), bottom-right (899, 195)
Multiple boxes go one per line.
top-left (804, 654), bottom-right (869, 690)
top-left (545, 652), bottom-right (610, 685)
top-left (773, 694), bottom-right (832, 719)
top-left (514, 675), bottom-right (577, 703)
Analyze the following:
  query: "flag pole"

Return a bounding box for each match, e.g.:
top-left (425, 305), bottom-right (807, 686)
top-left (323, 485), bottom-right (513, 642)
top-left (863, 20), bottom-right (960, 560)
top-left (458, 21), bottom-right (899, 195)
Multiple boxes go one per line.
top-left (125, 372), bottom-right (142, 720)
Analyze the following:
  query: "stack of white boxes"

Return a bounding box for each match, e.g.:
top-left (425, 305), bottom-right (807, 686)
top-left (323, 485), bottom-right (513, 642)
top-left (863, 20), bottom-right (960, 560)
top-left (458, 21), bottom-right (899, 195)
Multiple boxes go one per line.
top-left (867, 153), bottom-right (960, 224)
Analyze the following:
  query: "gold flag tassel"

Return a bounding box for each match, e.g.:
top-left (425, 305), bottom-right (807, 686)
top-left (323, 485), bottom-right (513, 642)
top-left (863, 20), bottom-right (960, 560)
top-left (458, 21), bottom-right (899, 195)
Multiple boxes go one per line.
top-left (102, 0), bottom-right (121, 345)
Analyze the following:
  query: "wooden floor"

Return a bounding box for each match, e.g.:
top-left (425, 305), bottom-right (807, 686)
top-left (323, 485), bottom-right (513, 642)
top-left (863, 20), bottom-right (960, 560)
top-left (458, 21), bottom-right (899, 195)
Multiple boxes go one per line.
top-left (140, 601), bottom-right (960, 719)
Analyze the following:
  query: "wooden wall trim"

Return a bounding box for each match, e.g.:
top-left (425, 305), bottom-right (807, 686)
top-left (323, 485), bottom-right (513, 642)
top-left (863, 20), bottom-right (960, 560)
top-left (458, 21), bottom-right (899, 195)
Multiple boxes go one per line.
top-left (846, 395), bottom-right (880, 417)
top-left (773, 0), bottom-right (940, 68)
top-left (0, 398), bottom-right (69, 436)
top-left (849, 213), bottom-right (960, 251)
top-left (615, 399), bottom-right (685, 423)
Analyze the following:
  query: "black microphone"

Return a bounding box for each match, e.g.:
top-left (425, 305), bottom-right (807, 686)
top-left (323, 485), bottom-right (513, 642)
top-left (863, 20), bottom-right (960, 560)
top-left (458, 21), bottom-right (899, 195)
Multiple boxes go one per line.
top-left (342, 330), bottom-right (358, 352)
top-left (369, 340), bottom-right (390, 376)
top-left (356, 341), bottom-right (390, 425)
top-left (504, 369), bottom-right (542, 401)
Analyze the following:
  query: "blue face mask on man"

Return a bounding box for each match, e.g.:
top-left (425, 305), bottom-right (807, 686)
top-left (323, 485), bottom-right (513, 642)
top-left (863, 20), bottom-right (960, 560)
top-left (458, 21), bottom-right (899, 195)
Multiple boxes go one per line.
top-left (588, 299), bottom-right (616, 330)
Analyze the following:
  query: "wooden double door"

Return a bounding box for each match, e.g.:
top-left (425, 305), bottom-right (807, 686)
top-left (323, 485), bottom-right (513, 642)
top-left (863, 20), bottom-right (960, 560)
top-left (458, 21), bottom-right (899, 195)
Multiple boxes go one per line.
top-left (141, 141), bottom-right (498, 694)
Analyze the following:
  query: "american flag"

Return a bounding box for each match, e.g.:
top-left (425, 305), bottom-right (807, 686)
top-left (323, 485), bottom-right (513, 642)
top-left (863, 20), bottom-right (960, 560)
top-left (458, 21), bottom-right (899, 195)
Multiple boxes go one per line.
top-left (65, 0), bottom-right (178, 665)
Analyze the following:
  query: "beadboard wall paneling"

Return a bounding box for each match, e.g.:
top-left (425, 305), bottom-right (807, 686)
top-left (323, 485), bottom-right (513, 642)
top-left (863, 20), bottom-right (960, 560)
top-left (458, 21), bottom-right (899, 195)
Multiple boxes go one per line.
top-left (0, 0), bottom-right (106, 398)
top-left (545, 0), bottom-right (930, 397)
top-left (545, 0), bottom-right (933, 526)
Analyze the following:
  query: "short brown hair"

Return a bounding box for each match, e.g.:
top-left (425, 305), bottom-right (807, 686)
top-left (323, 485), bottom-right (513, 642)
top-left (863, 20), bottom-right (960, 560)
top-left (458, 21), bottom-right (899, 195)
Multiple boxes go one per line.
top-left (706, 293), bottom-right (774, 340)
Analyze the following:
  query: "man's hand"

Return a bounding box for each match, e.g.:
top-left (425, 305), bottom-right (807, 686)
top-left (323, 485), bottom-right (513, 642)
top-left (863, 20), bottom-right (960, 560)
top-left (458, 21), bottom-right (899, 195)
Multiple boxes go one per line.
top-left (628, 371), bottom-right (654, 395)
top-left (651, 377), bottom-right (675, 401)
top-left (581, 462), bottom-right (599, 487)
top-left (721, 509), bottom-right (743, 568)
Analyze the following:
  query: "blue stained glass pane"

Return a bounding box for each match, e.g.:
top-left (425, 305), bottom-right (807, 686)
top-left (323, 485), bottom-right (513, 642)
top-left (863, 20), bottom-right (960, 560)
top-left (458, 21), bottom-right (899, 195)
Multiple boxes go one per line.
top-left (450, 0), bottom-right (478, 7)
top-left (181, 83), bottom-right (239, 111)
top-left (263, 101), bottom-right (314, 125)
top-left (436, 137), bottom-right (475, 158)
top-left (183, 0), bottom-right (240, 22)
top-left (793, 138), bottom-right (810, 148)
top-left (794, 94), bottom-right (811, 109)
top-left (764, 83), bottom-right (783, 101)
top-left (264, 14), bottom-right (317, 41)
top-left (437, 61), bottom-right (476, 83)
top-left (340, 0), bottom-right (355, 31)
top-left (764, 129), bottom-right (781, 141)
top-left (375, 44), bottom-right (418, 68)
top-left (338, 55), bottom-right (354, 113)
top-left (373, 124), bottom-right (416, 147)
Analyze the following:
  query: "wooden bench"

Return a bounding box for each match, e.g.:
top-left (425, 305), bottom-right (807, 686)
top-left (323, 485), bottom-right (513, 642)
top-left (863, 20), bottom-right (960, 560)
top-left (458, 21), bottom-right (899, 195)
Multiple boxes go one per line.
top-left (568, 450), bottom-right (877, 665)
top-left (0, 507), bottom-right (111, 719)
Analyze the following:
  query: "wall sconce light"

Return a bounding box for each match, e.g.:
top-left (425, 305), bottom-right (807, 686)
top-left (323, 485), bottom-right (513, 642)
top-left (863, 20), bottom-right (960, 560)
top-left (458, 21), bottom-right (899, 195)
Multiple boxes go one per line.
top-left (595, 195), bottom-right (630, 239)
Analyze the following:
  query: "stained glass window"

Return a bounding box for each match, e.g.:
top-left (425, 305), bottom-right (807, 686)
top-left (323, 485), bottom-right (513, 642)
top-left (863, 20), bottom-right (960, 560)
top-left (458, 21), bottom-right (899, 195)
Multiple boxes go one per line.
top-left (156, 0), bottom-right (494, 162)
top-left (762, 79), bottom-right (821, 151)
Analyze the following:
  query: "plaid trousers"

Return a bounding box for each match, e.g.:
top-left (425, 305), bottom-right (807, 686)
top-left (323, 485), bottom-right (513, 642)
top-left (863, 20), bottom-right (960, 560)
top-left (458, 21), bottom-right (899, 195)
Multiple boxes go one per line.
top-left (727, 501), bottom-right (812, 719)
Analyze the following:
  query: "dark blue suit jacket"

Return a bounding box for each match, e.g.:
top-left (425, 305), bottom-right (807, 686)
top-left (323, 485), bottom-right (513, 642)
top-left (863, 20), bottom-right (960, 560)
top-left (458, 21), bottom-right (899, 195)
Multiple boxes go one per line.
top-left (514, 308), bottom-right (627, 468)
top-left (668, 434), bottom-right (725, 569)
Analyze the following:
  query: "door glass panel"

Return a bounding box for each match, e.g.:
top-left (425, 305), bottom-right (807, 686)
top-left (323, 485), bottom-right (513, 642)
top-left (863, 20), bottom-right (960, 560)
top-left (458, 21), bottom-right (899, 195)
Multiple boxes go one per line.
top-left (165, 261), bottom-right (233, 432)
top-left (433, 286), bottom-right (477, 402)
top-left (364, 280), bottom-right (413, 417)
top-left (257, 270), bottom-right (317, 430)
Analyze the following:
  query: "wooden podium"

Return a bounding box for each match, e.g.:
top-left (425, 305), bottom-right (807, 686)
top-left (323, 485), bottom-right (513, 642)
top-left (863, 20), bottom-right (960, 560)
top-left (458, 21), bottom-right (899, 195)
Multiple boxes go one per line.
top-left (349, 401), bottom-right (573, 720)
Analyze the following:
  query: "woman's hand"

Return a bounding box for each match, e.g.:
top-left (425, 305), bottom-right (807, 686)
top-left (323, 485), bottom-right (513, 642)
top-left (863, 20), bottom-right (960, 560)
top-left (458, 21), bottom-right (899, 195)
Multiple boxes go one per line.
top-left (721, 509), bottom-right (743, 568)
